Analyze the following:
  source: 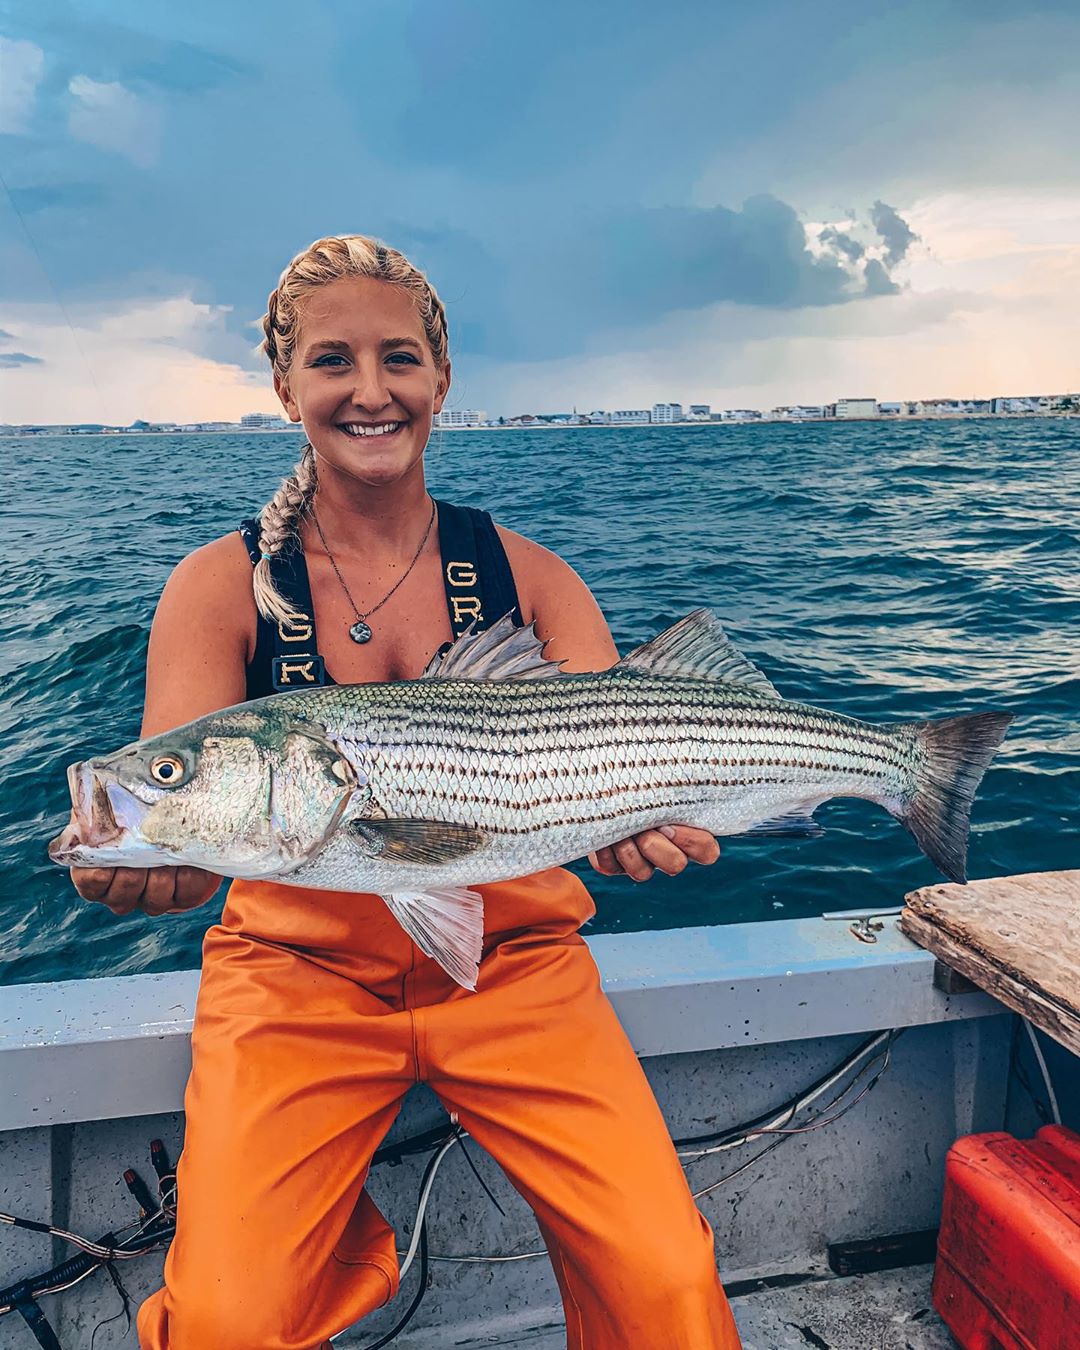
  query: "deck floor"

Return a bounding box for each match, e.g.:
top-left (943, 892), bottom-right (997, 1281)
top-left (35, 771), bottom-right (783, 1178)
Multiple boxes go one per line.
top-left (386, 1264), bottom-right (959, 1349)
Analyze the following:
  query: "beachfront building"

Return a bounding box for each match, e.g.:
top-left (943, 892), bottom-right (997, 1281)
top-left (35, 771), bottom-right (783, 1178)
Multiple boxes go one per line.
top-left (712, 409), bottom-right (763, 422)
top-left (240, 412), bottom-right (289, 429)
top-left (688, 404), bottom-right (711, 420)
top-left (835, 398), bottom-right (878, 419)
top-left (609, 409), bottom-right (652, 424)
top-left (433, 409), bottom-right (487, 428)
top-left (652, 402), bottom-right (683, 423)
top-left (771, 405), bottom-right (825, 421)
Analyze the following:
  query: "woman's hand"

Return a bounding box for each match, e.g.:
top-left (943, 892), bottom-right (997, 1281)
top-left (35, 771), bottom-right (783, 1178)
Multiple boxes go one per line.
top-left (588, 825), bottom-right (720, 882)
top-left (71, 866), bottom-right (223, 918)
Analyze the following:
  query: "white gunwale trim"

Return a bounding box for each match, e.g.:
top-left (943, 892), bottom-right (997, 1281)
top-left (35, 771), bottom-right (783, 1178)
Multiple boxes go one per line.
top-left (0, 916), bottom-right (1002, 1132)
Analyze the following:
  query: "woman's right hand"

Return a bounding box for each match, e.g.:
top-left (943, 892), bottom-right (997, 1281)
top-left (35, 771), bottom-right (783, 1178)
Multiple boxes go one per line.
top-left (71, 866), bottom-right (223, 917)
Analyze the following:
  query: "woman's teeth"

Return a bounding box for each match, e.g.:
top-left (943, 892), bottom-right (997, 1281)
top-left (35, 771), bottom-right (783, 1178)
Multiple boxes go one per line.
top-left (339, 421), bottom-right (403, 438)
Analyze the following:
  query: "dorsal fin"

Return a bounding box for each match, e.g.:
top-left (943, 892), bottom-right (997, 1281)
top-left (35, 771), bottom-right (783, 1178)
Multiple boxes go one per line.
top-left (616, 609), bottom-right (781, 697)
top-left (421, 612), bottom-right (567, 681)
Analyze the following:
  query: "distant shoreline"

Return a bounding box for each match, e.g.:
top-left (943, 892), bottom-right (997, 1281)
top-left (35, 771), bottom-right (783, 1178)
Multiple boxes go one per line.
top-left (1, 412), bottom-right (1076, 438)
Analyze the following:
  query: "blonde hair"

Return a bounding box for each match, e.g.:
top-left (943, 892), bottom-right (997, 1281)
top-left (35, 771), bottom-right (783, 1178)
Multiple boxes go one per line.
top-left (253, 234), bottom-right (449, 625)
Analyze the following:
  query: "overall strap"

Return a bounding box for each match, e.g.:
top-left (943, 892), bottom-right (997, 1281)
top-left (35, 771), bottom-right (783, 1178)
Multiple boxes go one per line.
top-left (434, 501), bottom-right (522, 638)
top-left (238, 518), bottom-right (332, 696)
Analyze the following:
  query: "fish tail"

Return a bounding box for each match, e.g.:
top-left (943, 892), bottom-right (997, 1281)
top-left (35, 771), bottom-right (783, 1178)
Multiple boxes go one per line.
top-left (887, 710), bottom-right (1013, 884)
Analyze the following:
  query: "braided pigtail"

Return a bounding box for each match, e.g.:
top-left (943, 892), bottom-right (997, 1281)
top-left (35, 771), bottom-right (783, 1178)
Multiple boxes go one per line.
top-left (252, 442), bottom-right (318, 625)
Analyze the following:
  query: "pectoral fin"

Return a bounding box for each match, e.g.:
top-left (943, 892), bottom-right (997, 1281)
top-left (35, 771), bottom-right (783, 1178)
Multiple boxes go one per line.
top-left (382, 887), bottom-right (485, 990)
top-left (348, 817), bottom-right (487, 864)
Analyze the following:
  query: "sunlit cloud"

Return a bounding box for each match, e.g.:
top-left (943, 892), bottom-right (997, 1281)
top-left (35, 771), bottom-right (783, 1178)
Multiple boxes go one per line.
top-left (0, 294), bottom-right (279, 425)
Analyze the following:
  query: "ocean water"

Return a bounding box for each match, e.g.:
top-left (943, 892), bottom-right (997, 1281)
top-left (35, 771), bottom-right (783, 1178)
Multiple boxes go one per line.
top-left (1, 419), bottom-right (1076, 986)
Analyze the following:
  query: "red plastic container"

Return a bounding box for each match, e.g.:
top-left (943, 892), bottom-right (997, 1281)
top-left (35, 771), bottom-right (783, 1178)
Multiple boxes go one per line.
top-left (934, 1125), bottom-right (1080, 1350)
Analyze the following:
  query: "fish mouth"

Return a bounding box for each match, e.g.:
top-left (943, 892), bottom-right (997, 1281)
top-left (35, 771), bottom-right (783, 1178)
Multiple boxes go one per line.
top-left (48, 761), bottom-right (147, 867)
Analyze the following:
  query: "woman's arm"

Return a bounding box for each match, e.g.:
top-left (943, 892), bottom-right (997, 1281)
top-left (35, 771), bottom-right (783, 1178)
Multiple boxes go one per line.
top-left (499, 528), bottom-right (721, 883)
top-left (71, 533), bottom-right (256, 916)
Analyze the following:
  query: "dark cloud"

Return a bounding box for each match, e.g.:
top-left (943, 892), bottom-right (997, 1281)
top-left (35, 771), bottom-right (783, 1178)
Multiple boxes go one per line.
top-left (863, 258), bottom-right (899, 296)
top-left (8, 183), bottom-right (108, 214)
top-left (870, 200), bottom-right (918, 266)
top-left (0, 352), bottom-right (44, 368)
top-left (818, 225), bottom-right (865, 261)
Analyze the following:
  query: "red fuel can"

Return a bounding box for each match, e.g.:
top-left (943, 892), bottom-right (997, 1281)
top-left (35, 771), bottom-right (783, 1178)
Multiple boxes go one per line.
top-left (934, 1125), bottom-right (1080, 1350)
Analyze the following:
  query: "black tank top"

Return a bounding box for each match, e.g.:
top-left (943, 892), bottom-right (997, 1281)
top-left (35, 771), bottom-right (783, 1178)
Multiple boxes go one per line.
top-left (237, 500), bottom-right (522, 699)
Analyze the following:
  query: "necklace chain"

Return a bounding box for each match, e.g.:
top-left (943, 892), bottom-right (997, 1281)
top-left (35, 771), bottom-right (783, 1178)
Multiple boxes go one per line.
top-left (309, 497), bottom-right (437, 644)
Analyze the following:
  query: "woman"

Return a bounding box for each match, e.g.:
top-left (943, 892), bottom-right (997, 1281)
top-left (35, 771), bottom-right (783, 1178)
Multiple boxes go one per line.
top-left (71, 235), bottom-right (741, 1349)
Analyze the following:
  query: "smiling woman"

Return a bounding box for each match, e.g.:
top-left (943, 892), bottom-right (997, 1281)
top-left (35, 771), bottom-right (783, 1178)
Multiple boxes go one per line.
top-left (60, 233), bottom-right (739, 1350)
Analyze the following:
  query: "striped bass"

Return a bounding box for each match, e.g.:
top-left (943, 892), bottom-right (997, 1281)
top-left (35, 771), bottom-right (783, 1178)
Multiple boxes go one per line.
top-left (49, 610), bottom-right (1012, 989)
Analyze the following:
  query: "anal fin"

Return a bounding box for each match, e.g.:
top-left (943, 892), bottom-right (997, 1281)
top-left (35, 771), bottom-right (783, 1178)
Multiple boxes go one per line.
top-left (382, 887), bottom-right (484, 990)
top-left (741, 812), bottom-right (824, 839)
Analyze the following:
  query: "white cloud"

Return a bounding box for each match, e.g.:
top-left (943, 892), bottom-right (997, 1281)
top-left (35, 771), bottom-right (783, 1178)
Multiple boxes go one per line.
top-left (67, 74), bottom-right (161, 169)
top-left (0, 294), bottom-right (280, 425)
top-left (0, 36), bottom-right (45, 134)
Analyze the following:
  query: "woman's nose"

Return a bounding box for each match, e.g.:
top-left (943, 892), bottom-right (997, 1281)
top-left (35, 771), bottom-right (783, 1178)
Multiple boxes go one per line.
top-left (349, 360), bottom-right (393, 412)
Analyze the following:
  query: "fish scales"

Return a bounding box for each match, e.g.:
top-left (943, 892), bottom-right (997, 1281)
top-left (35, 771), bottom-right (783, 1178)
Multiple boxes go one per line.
top-left (270, 672), bottom-right (920, 897)
top-left (49, 609), bottom-right (1013, 990)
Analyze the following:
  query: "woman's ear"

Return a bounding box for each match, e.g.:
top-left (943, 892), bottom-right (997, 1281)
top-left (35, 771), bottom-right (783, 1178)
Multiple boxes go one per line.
top-left (433, 360), bottom-right (452, 415)
top-left (273, 370), bottom-right (302, 423)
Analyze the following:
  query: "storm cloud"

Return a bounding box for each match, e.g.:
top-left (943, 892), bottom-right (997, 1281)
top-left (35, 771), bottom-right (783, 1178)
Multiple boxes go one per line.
top-left (871, 201), bottom-right (919, 266)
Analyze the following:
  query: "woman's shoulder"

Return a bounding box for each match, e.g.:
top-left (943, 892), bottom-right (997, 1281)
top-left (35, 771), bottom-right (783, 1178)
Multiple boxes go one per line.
top-left (156, 530), bottom-right (256, 634)
top-left (493, 523), bottom-right (617, 670)
top-left (166, 529), bottom-right (255, 592)
top-left (494, 524), bottom-right (585, 599)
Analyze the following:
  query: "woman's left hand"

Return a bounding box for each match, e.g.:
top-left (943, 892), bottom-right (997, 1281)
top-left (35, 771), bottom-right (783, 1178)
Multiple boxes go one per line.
top-left (588, 825), bottom-right (720, 882)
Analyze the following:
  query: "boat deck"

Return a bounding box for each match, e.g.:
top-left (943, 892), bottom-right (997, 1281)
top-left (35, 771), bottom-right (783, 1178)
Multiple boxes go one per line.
top-left (374, 1264), bottom-right (958, 1348)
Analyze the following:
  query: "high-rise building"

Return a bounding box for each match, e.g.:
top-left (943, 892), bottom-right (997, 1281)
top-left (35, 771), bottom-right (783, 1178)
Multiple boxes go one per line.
top-left (652, 403), bottom-right (683, 423)
top-left (433, 409), bottom-right (487, 428)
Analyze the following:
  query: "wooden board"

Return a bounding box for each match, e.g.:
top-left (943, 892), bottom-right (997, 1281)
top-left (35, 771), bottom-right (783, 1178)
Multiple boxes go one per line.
top-left (900, 870), bottom-right (1080, 1056)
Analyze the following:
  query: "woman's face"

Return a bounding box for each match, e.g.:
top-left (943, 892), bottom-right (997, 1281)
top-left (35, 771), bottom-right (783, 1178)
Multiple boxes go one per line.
top-left (274, 275), bottom-right (450, 489)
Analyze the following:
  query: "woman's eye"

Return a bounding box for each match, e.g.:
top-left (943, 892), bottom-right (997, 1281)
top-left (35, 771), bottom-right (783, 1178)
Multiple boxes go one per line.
top-left (387, 352), bottom-right (420, 366)
top-left (312, 354), bottom-right (347, 367)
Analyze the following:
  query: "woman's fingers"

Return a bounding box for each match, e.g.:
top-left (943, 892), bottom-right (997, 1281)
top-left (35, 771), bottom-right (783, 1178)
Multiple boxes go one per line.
top-left (633, 830), bottom-right (689, 876)
top-left (139, 868), bottom-right (179, 917)
top-left (611, 836), bottom-right (654, 882)
top-left (587, 827), bottom-right (721, 882)
top-left (70, 864), bottom-right (221, 917)
top-left (71, 866), bottom-right (118, 903)
top-left (172, 867), bottom-right (222, 910)
top-left (660, 825), bottom-right (721, 866)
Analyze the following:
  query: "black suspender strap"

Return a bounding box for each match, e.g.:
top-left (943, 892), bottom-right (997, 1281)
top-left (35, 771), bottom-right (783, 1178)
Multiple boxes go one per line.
top-left (238, 503), bottom-right (522, 696)
top-left (434, 500), bottom-right (522, 638)
top-left (238, 519), bottom-right (329, 693)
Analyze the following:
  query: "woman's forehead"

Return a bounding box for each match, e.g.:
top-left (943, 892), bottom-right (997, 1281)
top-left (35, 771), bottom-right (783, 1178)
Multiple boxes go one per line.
top-left (300, 276), bottom-right (423, 340)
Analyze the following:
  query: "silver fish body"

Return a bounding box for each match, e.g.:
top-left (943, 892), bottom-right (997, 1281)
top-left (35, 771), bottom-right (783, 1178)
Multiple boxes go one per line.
top-left (50, 611), bottom-right (1012, 989)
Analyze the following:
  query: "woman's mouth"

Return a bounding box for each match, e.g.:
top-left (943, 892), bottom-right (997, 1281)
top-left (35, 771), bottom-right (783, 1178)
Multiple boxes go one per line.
top-left (337, 420), bottom-right (407, 439)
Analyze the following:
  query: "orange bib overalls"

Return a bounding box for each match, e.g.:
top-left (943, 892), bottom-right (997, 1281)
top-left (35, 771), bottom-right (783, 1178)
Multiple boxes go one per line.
top-left (137, 867), bottom-right (740, 1349)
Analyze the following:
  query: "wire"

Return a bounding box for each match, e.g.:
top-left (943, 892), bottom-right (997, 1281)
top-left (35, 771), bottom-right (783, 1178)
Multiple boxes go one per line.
top-left (690, 1038), bottom-right (894, 1201)
top-left (1023, 1019), bottom-right (1062, 1125)
top-left (336, 1138), bottom-right (458, 1350)
top-left (676, 1030), bottom-right (894, 1158)
top-left (398, 1133), bottom-right (460, 1281)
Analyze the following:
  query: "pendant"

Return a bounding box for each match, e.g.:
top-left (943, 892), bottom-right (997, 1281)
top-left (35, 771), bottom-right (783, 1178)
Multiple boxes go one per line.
top-left (349, 619), bottom-right (373, 644)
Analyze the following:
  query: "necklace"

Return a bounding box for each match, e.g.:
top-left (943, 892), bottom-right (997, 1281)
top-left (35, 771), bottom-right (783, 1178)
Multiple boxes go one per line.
top-left (310, 497), bottom-right (437, 644)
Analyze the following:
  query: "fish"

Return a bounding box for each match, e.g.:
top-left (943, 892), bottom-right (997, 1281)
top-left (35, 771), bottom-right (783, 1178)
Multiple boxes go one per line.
top-left (49, 610), bottom-right (1012, 990)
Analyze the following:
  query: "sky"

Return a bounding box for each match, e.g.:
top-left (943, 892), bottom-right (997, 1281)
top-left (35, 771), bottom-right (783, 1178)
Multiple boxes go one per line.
top-left (1, 0), bottom-right (1078, 424)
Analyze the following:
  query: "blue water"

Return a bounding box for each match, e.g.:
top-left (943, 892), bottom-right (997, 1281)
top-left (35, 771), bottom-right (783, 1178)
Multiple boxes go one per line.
top-left (1, 420), bottom-right (1076, 986)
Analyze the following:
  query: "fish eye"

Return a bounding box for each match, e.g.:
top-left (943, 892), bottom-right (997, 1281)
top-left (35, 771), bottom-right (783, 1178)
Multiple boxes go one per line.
top-left (149, 754), bottom-right (186, 786)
